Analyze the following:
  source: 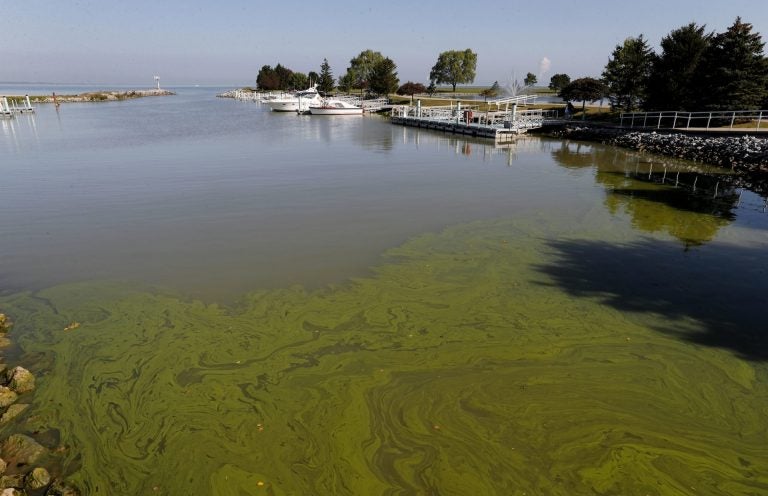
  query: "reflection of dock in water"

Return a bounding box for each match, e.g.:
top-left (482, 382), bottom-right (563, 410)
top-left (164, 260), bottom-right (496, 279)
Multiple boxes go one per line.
top-left (398, 126), bottom-right (544, 166)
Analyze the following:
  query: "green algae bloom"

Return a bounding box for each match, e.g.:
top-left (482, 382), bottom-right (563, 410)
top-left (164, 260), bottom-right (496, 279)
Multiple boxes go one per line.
top-left (2, 215), bottom-right (767, 495)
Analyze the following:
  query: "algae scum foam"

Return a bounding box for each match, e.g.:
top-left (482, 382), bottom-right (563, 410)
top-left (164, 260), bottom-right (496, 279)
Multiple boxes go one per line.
top-left (2, 214), bottom-right (767, 496)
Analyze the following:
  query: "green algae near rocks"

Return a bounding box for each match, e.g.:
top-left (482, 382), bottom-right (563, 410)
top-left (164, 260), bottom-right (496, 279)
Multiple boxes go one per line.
top-left (2, 218), bottom-right (768, 495)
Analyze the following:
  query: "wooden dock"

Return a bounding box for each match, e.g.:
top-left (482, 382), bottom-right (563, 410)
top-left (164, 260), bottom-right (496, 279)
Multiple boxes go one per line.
top-left (390, 102), bottom-right (546, 141)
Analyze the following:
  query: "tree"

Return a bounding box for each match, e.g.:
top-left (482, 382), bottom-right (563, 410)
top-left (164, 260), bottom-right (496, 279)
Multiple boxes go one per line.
top-left (480, 81), bottom-right (500, 100)
top-left (524, 72), bottom-right (537, 86)
top-left (340, 49), bottom-right (386, 94)
top-left (427, 80), bottom-right (437, 95)
top-left (337, 73), bottom-right (353, 92)
top-left (644, 23), bottom-right (712, 111)
top-left (369, 57), bottom-right (399, 95)
top-left (559, 77), bottom-right (608, 119)
top-left (549, 73), bottom-right (571, 92)
top-left (317, 58), bottom-right (335, 94)
top-left (397, 81), bottom-right (427, 102)
top-left (256, 65), bottom-right (279, 90)
top-left (289, 72), bottom-right (308, 90)
top-left (696, 17), bottom-right (768, 110)
top-left (602, 35), bottom-right (654, 111)
top-left (307, 71), bottom-right (319, 85)
top-left (429, 49), bottom-right (477, 91)
top-left (273, 64), bottom-right (293, 90)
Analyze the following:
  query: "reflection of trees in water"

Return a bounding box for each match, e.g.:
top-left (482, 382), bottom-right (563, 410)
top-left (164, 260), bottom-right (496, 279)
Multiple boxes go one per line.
top-left (537, 238), bottom-right (768, 361)
top-left (550, 140), bottom-right (740, 247)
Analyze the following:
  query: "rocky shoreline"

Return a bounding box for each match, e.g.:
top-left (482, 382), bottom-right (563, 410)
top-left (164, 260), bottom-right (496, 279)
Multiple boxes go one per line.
top-left (540, 125), bottom-right (768, 194)
top-left (26, 89), bottom-right (175, 104)
top-left (0, 314), bottom-right (79, 495)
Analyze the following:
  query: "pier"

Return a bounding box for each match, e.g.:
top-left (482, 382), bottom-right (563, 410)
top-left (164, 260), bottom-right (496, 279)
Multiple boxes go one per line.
top-left (0, 96), bottom-right (35, 117)
top-left (391, 101), bottom-right (548, 141)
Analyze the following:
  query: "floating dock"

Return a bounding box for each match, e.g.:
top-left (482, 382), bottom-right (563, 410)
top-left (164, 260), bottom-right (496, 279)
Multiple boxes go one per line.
top-left (1, 96), bottom-right (35, 117)
top-left (391, 101), bottom-right (546, 141)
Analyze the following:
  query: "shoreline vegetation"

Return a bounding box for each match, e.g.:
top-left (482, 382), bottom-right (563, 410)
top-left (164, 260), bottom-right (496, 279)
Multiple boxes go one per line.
top-left (9, 89), bottom-right (175, 104)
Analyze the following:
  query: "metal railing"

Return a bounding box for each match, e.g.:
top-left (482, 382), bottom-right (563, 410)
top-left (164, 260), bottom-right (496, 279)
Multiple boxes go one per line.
top-left (620, 109), bottom-right (767, 130)
top-left (486, 94), bottom-right (538, 108)
top-left (391, 105), bottom-right (548, 131)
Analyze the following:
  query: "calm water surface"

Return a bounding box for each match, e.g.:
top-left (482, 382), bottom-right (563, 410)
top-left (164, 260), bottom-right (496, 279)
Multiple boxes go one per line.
top-left (1, 88), bottom-right (767, 495)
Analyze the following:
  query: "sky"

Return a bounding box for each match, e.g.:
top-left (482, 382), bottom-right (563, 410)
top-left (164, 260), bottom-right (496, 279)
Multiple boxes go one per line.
top-left (2, 0), bottom-right (767, 87)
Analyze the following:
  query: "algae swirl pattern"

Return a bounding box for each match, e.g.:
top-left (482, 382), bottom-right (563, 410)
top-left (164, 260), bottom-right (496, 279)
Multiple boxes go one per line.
top-left (2, 218), bottom-right (767, 495)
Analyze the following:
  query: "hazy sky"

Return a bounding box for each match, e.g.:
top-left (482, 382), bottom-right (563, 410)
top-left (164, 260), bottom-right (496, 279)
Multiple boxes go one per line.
top-left (2, 0), bottom-right (767, 87)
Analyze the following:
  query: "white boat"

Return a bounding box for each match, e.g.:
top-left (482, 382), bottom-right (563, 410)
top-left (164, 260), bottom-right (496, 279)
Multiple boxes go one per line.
top-left (308, 99), bottom-right (363, 115)
top-left (266, 85), bottom-right (321, 113)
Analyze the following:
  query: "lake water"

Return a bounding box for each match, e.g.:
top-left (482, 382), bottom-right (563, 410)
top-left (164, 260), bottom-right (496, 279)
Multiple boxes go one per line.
top-left (1, 88), bottom-right (767, 495)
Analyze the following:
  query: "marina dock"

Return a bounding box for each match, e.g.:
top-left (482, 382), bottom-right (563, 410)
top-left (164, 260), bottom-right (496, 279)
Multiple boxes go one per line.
top-left (1, 95), bottom-right (35, 117)
top-left (390, 100), bottom-right (549, 141)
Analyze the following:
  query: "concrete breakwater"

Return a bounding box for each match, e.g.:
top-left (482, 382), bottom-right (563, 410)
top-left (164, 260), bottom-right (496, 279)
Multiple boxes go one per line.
top-left (543, 126), bottom-right (768, 194)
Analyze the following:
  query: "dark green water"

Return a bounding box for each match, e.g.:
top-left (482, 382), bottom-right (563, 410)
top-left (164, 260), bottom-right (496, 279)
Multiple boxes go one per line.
top-left (1, 89), bottom-right (767, 495)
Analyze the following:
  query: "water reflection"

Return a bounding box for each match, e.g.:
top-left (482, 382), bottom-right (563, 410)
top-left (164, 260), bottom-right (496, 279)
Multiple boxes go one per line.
top-left (550, 141), bottom-right (746, 247)
top-left (0, 113), bottom-right (39, 151)
top-left (398, 127), bottom-right (546, 166)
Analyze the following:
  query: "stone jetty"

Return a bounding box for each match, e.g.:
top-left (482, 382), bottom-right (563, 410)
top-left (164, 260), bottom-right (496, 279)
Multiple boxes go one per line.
top-left (30, 89), bottom-right (175, 103)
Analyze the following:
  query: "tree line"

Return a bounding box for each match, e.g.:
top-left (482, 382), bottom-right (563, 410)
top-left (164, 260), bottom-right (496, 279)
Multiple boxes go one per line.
top-left (255, 48), bottom-right (479, 98)
top-left (554, 17), bottom-right (768, 112)
top-left (255, 18), bottom-right (768, 112)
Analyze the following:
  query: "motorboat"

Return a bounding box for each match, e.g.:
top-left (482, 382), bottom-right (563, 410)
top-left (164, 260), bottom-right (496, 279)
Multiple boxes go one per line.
top-left (308, 99), bottom-right (364, 115)
top-left (266, 85), bottom-right (321, 113)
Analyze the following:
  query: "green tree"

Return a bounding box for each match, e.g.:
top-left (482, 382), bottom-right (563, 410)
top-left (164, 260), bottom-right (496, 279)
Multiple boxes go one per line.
top-left (288, 72), bottom-right (308, 90)
top-left (317, 58), bottom-right (335, 94)
top-left (602, 35), bottom-right (654, 111)
top-left (559, 77), bottom-right (608, 119)
top-left (256, 65), bottom-right (279, 90)
top-left (429, 49), bottom-right (477, 91)
top-left (696, 17), bottom-right (768, 110)
top-left (480, 81), bottom-right (500, 100)
top-left (273, 63), bottom-right (294, 90)
top-left (549, 73), bottom-right (571, 92)
top-left (307, 71), bottom-right (319, 85)
top-left (524, 72), bottom-right (537, 86)
top-left (427, 80), bottom-right (437, 95)
top-left (645, 23), bottom-right (712, 110)
top-left (369, 57), bottom-right (399, 96)
top-left (337, 73), bottom-right (353, 92)
top-left (341, 49), bottom-right (386, 94)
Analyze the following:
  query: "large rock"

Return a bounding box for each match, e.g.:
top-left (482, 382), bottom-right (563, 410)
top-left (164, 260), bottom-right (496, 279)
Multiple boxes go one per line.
top-left (45, 479), bottom-right (80, 496)
top-left (6, 368), bottom-right (35, 394)
top-left (0, 389), bottom-right (17, 409)
top-left (1, 488), bottom-right (23, 496)
top-left (0, 405), bottom-right (28, 425)
top-left (0, 314), bottom-right (12, 333)
top-left (0, 434), bottom-right (46, 467)
top-left (25, 467), bottom-right (51, 490)
top-left (0, 474), bottom-right (23, 488)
